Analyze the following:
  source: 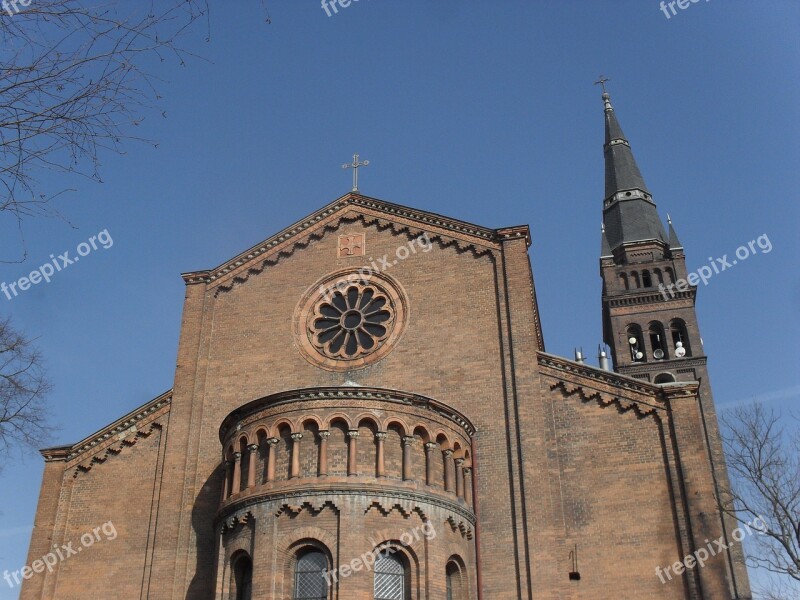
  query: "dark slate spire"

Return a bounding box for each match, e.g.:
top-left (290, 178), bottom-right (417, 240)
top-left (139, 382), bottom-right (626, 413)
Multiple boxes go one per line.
top-left (603, 92), bottom-right (649, 198)
top-left (600, 91), bottom-right (668, 251)
top-left (600, 223), bottom-right (612, 258)
top-left (667, 214), bottom-right (683, 250)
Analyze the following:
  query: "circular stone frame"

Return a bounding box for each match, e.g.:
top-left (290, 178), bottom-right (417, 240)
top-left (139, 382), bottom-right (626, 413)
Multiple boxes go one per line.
top-left (294, 269), bottom-right (409, 372)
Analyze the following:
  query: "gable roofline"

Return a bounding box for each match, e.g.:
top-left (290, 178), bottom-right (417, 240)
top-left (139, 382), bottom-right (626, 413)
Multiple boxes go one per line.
top-left (181, 192), bottom-right (531, 286)
top-left (39, 389), bottom-right (173, 462)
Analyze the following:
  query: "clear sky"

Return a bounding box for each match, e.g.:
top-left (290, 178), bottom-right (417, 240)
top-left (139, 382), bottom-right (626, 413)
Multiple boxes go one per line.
top-left (0, 1), bottom-right (798, 597)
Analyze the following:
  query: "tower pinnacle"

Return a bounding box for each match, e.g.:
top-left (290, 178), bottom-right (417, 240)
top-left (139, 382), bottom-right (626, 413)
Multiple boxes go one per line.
top-left (598, 85), bottom-right (667, 253)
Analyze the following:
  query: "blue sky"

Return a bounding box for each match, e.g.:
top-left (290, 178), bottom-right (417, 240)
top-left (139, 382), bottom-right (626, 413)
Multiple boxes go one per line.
top-left (0, 0), bottom-right (798, 597)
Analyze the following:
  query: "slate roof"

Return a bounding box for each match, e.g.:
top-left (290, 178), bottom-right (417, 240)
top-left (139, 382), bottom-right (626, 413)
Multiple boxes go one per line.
top-left (600, 93), bottom-right (668, 251)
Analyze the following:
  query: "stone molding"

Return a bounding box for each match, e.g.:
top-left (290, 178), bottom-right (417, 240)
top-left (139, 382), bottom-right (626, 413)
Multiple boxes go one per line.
top-left (39, 390), bottom-right (172, 477)
top-left (218, 486), bottom-right (476, 529)
top-left (219, 385), bottom-right (477, 441)
top-left (180, 192), bottom-right (530, 292)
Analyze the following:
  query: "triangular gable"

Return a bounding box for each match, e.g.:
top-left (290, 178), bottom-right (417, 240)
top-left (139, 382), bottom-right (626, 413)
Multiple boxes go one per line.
top-left (181, 192), bottom-right (530, 292)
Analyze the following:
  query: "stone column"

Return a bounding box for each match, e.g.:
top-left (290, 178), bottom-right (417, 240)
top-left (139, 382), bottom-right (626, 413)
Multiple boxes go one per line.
top-left (375, 432), bottom-right (388, 477)
top-left (221, 460), bottom-right (233, 502)
top-left (402, 436), bottom-right (415, 481)
top-left (347, 430), bottom-right (360, 476)
top-left (246, 444), bottom-right (259, 488)
top-left (424, 442), bottom-right (438, 486)
top-left (318, 430), bottom-right (330, 476)
top-left (231, 452), bottom-right (242, 495)
top-left (464, 467), bottom-right (473, 506)
top-left (455, 458), bottom-right (465, 499)
top-left (290, 433), bottom-right (304, 479)
top-left (443, 449), bottom-right (455, 492)
top-left (266, 438), bottom-right (279, 483)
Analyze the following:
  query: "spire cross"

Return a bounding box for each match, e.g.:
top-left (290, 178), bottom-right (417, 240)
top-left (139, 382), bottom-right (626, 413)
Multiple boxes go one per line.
top-left (594, 76), bottom-right (610, 94)
top-left (342, 153), bottom-right (370, 192)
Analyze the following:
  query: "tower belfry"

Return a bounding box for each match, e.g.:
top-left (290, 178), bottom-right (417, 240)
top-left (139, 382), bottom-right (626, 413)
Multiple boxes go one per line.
top-left (597, 87), bottom-right (694, 381)
top-left (597, 87), bottom-right (750, 596)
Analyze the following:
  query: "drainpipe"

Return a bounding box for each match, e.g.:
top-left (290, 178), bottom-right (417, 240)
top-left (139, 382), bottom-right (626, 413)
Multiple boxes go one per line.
top-left (471, 436), bottom-right (484, 600)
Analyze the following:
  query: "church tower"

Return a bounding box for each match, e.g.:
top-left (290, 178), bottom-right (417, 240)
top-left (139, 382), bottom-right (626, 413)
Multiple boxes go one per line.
top-left (598, 87), bottom-right (752, 597)
top-left (598, 88), bottom-right (700, 384)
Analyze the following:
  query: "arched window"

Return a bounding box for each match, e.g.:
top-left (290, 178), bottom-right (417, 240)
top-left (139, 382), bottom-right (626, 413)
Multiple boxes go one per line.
top-left (446, 560), bottom-right (466, 600)
top-left (374, 550), bottom-right (409, 600)
top-left (619, 273), bottom-right (629, 290)
top-left (665, 267), bottom-right (675, 283)
top-left (232, 553), bottom-right (253, 600)
top-left (653, 268), bottom-right (664, 284)
top-left (654, 373), bottom-right (676, 384)
top-left (630, 271), bottom-right (640, 288)
top-left (294, 549), bottom-right (328, 600)
top-left (642, 270), bottom-right (653, 288)
top-left (669, 319), bottom-right (692, 357)
top-left (626, 324), bottom-right (646, 362)
top-left (648, 321), bottom-right (668, 360)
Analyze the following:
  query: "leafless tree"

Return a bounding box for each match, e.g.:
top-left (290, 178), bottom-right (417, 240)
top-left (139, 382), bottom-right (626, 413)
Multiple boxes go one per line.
top-left (0, 316), bottom-right (51, 461)
top-left (0, 0), bottom-right (220, 262)
top-left (720, 403), bottom-right (800, 599)
top-left (0, 1), bottom-right (271, 458)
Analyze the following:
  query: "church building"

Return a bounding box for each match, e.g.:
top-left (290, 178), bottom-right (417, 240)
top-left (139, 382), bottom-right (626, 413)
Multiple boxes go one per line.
top-left (21, 92), bottom-right (751, 599)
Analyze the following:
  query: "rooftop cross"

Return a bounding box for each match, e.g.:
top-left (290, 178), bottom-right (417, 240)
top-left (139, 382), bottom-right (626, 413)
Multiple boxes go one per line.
top-left (594, 75), bottom-right (610, 94)
top-left (342, 153), bottom-right (370, 192)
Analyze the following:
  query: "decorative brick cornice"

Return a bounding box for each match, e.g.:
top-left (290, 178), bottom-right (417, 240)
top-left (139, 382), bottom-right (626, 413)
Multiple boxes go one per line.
top-left (619, 356), bottom-right (707, 377)
top-left (38, 390), bottom-right (172, 475)
top-left (603, 288), bottom-right (696, 307)
top-left (445, 515), bottom-right (474, 540)
top-left (71, 421), bottom-right (165, 478)
top-left (180, 193), bottom-right (524, 291)
top-left (217, 486), bottom-right (476, 526)
top-left (537, 352), bottom-right (659, 396)
top-left (548, 381), bottom-right (661, 419)
top-left (40, 446), bottom-right (71, 462)
top-left (275, 500), bottom-right (340, 519)
top-left (219, 386), bottom-right (476, 440)
top-left (220, 510), bottom-right (255, 533)
top-left (539, 352), bottom-right (705, 419)
top-left (496, 225), bottom-right (532, 247)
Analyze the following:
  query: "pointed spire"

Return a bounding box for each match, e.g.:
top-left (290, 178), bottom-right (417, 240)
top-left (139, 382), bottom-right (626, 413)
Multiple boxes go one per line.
top-left (600, 223), bottom-right (612, 258)
top-left (597, 83), bottom-right (667, 252)
top-left (667, 214), bottom-right (683, 250)
top-left (603, 91), bottom-right (649, 199)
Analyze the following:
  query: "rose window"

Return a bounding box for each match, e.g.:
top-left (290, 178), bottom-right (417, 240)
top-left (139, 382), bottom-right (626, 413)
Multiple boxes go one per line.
top-left (295, 270), bottom-right (408, 371)
top-left (311, 284), bottom-right (394, 359)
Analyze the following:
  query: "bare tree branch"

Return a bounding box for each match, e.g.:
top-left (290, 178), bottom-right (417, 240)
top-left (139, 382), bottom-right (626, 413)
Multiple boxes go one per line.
top-left (0, 316), bottom-right (52, 463)
top-left (0, 0), bottom-right (215, 261)
top-left (720, 403), bottom-right (800, 596)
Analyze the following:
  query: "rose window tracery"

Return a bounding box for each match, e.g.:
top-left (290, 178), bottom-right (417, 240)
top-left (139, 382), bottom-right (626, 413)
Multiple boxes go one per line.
top-left (295, 270), bottom-right (408, 371)
top-left (311, 283), bottom-right (393, 359)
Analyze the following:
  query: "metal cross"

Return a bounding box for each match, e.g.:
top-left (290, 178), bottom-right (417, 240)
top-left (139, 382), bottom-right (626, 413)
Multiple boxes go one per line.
top-left (342, 153), bottom-right (370, 192)
top-left (594, 76), bottom-right (610, 94)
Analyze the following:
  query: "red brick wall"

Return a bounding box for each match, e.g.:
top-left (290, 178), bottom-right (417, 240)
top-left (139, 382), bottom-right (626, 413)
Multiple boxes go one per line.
top-left (21, 416), bottom-right (168, 600)
top-left (22, 202), bottom-right (744, 599)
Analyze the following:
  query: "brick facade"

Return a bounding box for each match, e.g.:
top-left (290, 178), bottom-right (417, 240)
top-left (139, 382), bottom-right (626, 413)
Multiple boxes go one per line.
top-left (20, 193), bottom-right (749, 599)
